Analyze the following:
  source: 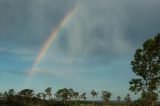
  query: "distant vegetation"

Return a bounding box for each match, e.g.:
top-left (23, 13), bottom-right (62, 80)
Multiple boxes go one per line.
top-left (0, 88), bottom-right (121, 106)
top-left (0, 33), bottom-right (160, 106)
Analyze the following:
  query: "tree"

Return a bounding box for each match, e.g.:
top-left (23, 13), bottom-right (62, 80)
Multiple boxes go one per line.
top-left (117, 96), bottom-right (121, 106)
top-left (124, 94), bottom-right (131, 106)
top-left (19, 89), bottom-right (34, 105)
top-left (45, 87), bottom-right (52, 100)
top-left (55, 88), bottom-right (74, 105)
top-left (139, 90), bottom-right (158, 106)
top-left (42, 92), bottom-right (46, 100)
top-left (73, 91), bottom-right (79, 105)
top-left (7, 89), bottom-right (15, 103)
top-left (80, 93), bottom-right (86, 101)
top-left (129, 33), bottom-right (160, 106)
top-left (0, 92), bottom-right (2, 98)
top-left (36, 93), bottom-right (42, 99)
top-left (68, 88), bottom-right (74, 101)
top-left (0, 92), bottom-right (2, 105)
top-left (91, 90), bottom-right (98, 106)
top-left (3, 91), bottom-right (8, 101)
top-left (19, 89), bottom-right (34, 97)
top-left (8, 89), bottom-right (15, 96)
top-left (101, 91), bottom-right (112, 106)
top-left (55, 90), bottom-right (61, 101)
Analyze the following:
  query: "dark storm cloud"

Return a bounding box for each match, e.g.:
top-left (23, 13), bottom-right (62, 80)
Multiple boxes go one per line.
top-left (124, 0), bottom-right (160, 47)
top-left (56, 0), bottom-right (160, 62)
top-left (0, 0), bottom-right (76, 49)
top-left (0, 0), bottom-right (160, 63)
top-left (57, 0), bottom-right (131, 61)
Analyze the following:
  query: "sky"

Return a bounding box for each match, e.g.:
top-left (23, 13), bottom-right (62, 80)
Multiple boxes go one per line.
top-left (0, 0), bottom-right (160, 100)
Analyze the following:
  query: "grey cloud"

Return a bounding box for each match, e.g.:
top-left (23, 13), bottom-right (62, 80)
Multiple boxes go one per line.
top-left (0, 0), bottom-right (160, 63)
top-left (56, 0), bottom-right (160, 62)
top-left (0, 0), bottom-right (76, 49)
top-left (124, 0), bottom-right (160, 48)
top-left (56, 0), bottom-right (132, 61)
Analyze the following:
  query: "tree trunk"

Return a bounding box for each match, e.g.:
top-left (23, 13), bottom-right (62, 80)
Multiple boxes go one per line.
top-left (93, 96), bottom-right (94, 106)
top-left (151, 101), bottom-right (154, 106)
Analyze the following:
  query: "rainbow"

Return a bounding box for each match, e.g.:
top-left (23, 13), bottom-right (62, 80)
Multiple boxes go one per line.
top-left (27, 5), bottom-right (78, 76)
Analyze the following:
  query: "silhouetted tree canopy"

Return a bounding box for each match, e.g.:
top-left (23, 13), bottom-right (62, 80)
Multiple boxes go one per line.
top-left (129, 33), bottom-right (160, 106)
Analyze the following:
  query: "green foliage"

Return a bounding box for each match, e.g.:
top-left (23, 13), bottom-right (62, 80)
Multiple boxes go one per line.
top-left (79, 93), bottom-right (86, 101)
top-left (91, 90), bottom-right (98, 97)
top-left (42, 92), bottom-right (46, 100)
top-left (55, 88), bottom-right (74, 103)
top-left (124, 94), bottom-right (131, 105)
top-left (90, 90), bottom-right (98, 106)
top-left (19, 89), bottom-right (34, 97)
top-left (8, 89), bottom-right (15, 96)
top-left (36, 93), bottom-right (42, 99)
top-left (141, 90), bottom-right (158, 102)
top-left (117, 96), bottom-right (121, 101)
top-left (45, 87), bottom-right (52, 100)
top-left (101, 91), bottom-right (112, 105)
top-left (130, 33), bottom-right (160, 105)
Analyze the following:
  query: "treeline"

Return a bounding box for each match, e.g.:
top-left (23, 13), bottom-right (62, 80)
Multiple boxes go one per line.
top-left (0, 88), bottom-right (133, 106)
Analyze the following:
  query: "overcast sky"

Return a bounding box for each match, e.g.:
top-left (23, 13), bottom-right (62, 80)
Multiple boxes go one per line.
top-left (0, 0), bottom-right (160, 100)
